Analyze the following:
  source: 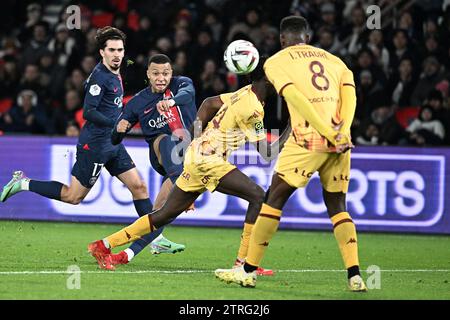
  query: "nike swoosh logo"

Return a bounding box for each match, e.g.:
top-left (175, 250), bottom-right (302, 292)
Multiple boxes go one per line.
top-left (144, 107), bottom-right (154, 114)
top-left (113, 87), bottom-right (119, 93)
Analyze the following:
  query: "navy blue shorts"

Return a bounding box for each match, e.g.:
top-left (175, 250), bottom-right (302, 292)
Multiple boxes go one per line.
top-left (71, 143), bottom-right (135, 188)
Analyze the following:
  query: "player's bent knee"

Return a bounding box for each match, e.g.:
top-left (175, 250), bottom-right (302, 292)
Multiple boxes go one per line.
top-left (130, 179), bottom-right (148, 196)
top-left (251, 185), bottom-right (265, 204)
top-left (65, 195), bottom-right (84, 205)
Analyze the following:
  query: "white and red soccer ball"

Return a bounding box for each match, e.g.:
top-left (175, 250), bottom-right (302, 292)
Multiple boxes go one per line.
top-left (223, 40), bottom-right (260, 75)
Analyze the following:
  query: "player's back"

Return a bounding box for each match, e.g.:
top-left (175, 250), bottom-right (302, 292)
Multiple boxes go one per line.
top-left (265, 44), bottom-right (353, 152)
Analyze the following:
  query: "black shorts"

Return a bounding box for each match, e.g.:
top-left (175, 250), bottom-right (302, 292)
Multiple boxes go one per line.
top-left (71, 143), bottom-right (135, 188)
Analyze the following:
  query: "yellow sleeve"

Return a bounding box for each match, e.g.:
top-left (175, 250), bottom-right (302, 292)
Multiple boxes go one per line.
top-left (339, 69), bottom-right (356, 134)
top-left (283, 84), bottom-right (337, 143)
top-left (219, 92), bottom-right (232, 105)
top-left (234, 100), bottom-right (266, 143)
top-left (264, 58), bottom-right (293, 95)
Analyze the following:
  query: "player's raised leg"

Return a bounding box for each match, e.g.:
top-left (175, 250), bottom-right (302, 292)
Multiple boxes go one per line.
top-left (88, 185), bottom-right (199, 270)
top-left (148, 135), bottom-right (188, 254)
top-left (147, 179), bottom-right (186, 255)
top-left (110, 178), bottom-right (186, 266)
top-left (110, 137), bottom-right (185, 266)
top-left (1, 170), bottom-right (91, 205)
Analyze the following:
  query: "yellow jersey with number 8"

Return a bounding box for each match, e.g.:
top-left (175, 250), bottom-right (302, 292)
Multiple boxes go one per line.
top-left (264, 44), bottom-right (355, 152)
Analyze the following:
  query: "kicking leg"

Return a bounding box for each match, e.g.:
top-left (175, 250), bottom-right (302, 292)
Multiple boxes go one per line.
top-left (100, 185), bottom-right (199, 249)
top-left (115, 169), bottom-right (176, 261)
top-left (118, 135), bottom-right (185, 262)
top-left (89, 185), bottom-right (199, 270)
top-left (122, 179), bottom-right (185, 264)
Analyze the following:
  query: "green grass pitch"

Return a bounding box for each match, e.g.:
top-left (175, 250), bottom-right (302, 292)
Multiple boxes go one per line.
top-left (0, 220), bottom-right (449, 300)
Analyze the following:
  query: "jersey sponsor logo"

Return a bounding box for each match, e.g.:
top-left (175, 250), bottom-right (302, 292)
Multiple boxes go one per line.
top-left (114, 96), bottom-right (123, 108)
top-left (308, 96), bottom-right (339, 104)
top-left (147, 109), bottom-right (176, 128)
top-left (89, 84), bottom-right (101, 96)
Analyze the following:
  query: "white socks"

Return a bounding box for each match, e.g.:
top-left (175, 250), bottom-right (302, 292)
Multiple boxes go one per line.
top-left (151, 233), bottom-right (164, 244)
top-left (21, 179), bottom-right (30, 191)
top-left (102, 239), bottom-right (110, 249)
top-left (124, 248), bottom-right (134, 261)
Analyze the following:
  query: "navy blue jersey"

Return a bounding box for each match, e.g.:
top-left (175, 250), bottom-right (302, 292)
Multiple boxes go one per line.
top-left (118, 76), bottom-right (196, 144)
top-left (79, 62), bottom-right (124, 149)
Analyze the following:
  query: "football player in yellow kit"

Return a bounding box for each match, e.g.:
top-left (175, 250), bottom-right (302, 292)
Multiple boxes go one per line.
top-left (88, 59), bottom-right (292, 271)
top-left (215, 16), bottom-right (367, 292)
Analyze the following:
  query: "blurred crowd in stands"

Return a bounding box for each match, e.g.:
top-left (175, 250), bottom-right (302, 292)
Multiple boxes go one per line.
top-left (0, 0), bottom-right (449, 146)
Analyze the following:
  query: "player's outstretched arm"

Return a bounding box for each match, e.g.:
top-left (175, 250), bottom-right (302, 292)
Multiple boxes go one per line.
top-left (253, 120), bottom-right (291, 162)
top-left (188, 96), bottom-right (223, 138)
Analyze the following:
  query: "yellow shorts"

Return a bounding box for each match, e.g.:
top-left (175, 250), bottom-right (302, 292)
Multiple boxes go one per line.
top-left (175, 146), bottom-right (236, 193)
top-left (275, 137), bottom-right (351, 193)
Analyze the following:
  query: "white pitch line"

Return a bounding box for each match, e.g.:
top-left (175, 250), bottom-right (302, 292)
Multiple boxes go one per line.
top-left (0, 269), bottom-right (449, 275)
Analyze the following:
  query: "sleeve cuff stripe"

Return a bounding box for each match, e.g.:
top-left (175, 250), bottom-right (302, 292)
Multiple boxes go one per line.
top-left (279, 82), bottom-right (294, 95)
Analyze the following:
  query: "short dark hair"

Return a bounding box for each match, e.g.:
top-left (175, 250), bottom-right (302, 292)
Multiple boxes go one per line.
top-left (250, 56), bottom-right (268, 82)
top-left (280, 16), bottom-right (310, 35)
top-left (95, 26), bottom-right (126, 50)
top-left (148, 54), bottom-right (172, 67)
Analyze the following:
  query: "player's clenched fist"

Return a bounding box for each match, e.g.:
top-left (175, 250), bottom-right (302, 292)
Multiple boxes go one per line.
top-left (117, 119), bottom-right (131, 133)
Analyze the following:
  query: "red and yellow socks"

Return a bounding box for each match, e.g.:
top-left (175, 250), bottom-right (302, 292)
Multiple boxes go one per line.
top-left (106, 214), bottom-right (156, 248)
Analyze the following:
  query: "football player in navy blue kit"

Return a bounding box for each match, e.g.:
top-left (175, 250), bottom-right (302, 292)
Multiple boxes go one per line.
top-left (106, 54), bottom-right (197, 266)
top-left (0, 27), bottom-right (182, 261)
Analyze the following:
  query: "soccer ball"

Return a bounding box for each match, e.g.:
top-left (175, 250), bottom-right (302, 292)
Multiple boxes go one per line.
top-left (223, 40), bottom-right (259, 75)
